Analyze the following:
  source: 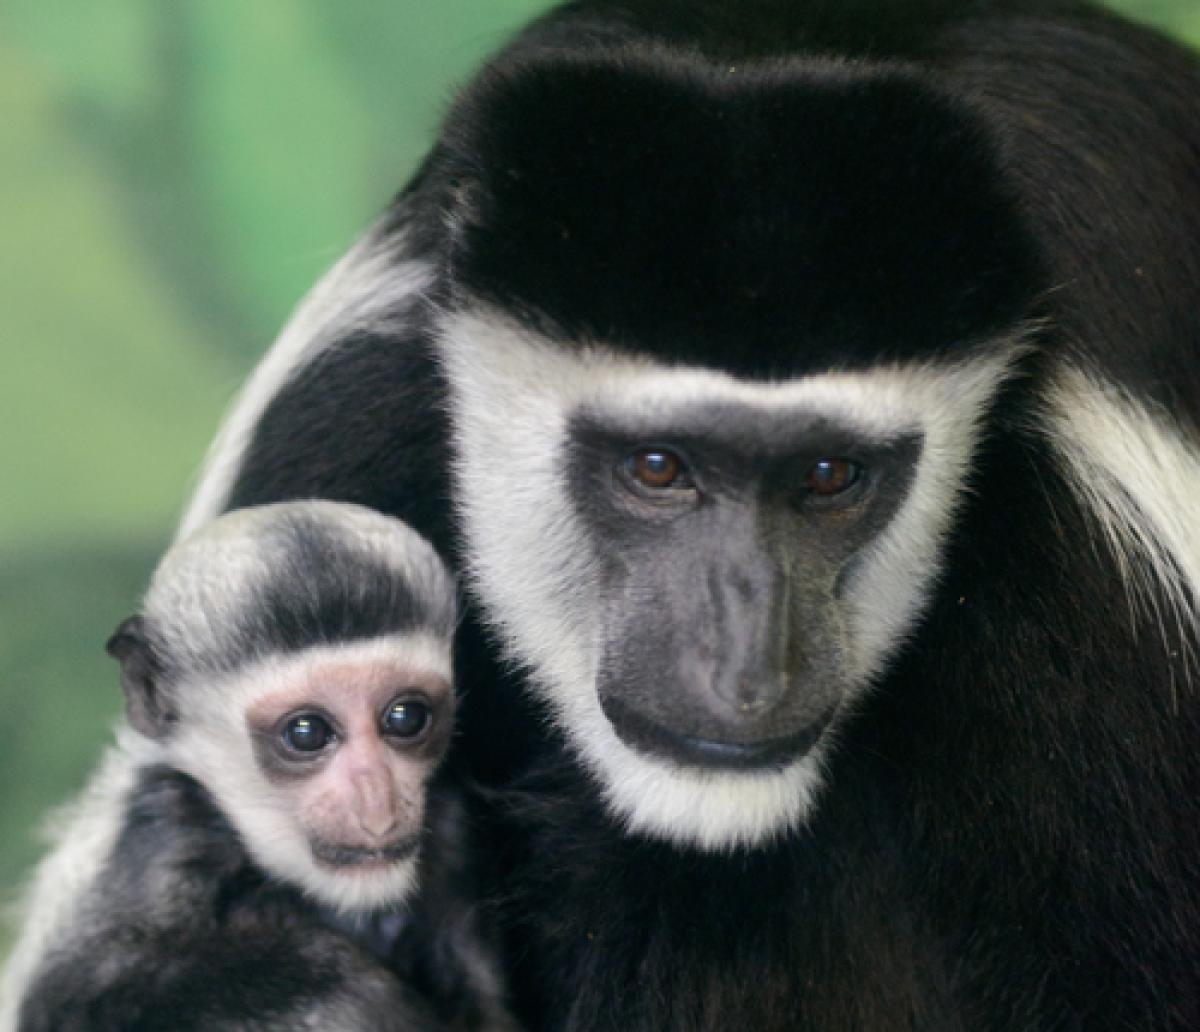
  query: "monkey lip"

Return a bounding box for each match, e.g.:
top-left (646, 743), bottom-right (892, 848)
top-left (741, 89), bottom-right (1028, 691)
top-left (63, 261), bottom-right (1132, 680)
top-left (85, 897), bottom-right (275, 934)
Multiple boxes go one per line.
top-left (310, 836), bottom-right (420, 870)
top-left (600, 696), bottom-right (832, 772)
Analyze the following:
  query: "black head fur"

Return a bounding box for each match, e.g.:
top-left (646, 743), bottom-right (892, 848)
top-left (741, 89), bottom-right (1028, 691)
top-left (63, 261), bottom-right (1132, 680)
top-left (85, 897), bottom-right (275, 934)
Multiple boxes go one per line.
top-left (433, 47), bottom-right (1043, 375)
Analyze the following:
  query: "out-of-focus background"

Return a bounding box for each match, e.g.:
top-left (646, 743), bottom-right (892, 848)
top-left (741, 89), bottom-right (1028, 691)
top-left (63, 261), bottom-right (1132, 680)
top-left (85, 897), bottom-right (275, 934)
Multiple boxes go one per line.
top-left (1, 1), bottom-right (1197, 953)
top-left (0, 0), bottom-right (551, 952)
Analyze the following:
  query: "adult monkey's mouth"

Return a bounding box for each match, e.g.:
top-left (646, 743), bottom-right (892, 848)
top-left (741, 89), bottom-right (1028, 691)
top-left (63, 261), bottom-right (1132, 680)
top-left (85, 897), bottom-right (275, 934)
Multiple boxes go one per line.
top-left (600, 695), bottom-right (835, 772)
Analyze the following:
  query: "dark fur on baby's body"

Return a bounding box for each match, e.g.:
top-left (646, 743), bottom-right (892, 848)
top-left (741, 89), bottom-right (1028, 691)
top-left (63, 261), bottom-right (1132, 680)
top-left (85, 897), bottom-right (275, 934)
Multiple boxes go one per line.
top-left (195, 2), bottom-right (1200, 1029)
top-left (18, 767), bottom-right (459, 1032)
top-left (19, 765), bottom-right (505, 1032)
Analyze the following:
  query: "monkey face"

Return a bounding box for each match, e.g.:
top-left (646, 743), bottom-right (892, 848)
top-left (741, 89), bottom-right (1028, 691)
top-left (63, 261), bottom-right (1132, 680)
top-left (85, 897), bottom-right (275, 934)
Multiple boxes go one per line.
top-left (442, 312), bottom-right (1024, 849)
top-left (569, 417), bottom-right (923, 772)
top-left (112, 503), bottom-right (460, 912)
top-left (246, 658), bottom-right (452, 862)
top-left (169, 637), bottom-right (455, 914)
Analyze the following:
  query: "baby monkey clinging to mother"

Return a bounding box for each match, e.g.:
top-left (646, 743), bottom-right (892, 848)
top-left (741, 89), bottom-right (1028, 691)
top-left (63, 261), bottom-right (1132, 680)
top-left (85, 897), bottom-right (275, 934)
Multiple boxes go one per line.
top-left (1, 500), bottom-right (514, 1032)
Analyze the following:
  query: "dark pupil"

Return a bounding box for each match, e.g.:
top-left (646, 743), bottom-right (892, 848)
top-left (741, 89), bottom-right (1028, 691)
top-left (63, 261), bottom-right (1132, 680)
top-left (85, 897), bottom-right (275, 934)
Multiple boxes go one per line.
top-left (806, 459), bottom-right (857, 495)
top-left (384, 701), bottom-right (429, 738)
top-left (631, 449), bottom-right (680, 488)
top-left (284, 715), bottom-right (331, 752)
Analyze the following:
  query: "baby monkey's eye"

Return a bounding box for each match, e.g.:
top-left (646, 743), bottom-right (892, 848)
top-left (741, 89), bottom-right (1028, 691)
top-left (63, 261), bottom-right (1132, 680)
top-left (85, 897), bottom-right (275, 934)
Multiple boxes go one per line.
top-left (283, 714), bottom-right (333, 753)
top-left (383, 699), bottom-right (430, 739)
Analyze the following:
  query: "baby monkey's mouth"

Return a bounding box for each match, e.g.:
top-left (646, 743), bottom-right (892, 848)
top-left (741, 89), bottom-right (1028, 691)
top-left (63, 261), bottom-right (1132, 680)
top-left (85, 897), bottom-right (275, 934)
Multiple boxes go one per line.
top-left (310, 836), bottom-right (420, 869)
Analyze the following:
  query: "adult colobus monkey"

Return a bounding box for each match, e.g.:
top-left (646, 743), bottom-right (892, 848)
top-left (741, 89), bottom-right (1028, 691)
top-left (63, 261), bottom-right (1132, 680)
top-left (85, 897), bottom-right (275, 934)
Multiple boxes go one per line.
top-left (175, 1), bottom-right (1199, 1028)
top-left (0, 502), bottom-right (514, 1032)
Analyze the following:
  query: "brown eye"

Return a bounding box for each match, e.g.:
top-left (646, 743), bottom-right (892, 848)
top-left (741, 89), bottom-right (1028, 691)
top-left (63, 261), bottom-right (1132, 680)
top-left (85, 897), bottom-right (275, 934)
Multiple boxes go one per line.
top-left (804, 459), bottom-right (860, 497)
top-left (626, 448), bottom-right (685, 489)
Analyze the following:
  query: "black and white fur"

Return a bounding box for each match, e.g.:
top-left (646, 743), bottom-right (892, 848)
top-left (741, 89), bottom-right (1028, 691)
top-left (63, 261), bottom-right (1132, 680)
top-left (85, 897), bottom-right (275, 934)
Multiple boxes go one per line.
top-left (0, 502), bottom-right (513, 1032)
top-left (171, 1), bottom-right (1198, 1028)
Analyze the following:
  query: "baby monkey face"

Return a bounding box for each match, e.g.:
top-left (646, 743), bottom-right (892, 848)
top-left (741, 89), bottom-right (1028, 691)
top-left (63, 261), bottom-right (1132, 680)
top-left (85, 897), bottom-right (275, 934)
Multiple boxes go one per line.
top-left (246, 656), bottom-right (454, 876)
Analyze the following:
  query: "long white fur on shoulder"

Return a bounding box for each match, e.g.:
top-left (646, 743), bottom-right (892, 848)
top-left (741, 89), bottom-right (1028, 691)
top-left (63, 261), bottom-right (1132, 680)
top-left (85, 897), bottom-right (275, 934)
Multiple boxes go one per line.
top-left (1043, 363), bottom-right (1200, 692)
top-left (0, 733), bottom-right (164, 1031)
top-left (177, 228), bottom-right (433, 539)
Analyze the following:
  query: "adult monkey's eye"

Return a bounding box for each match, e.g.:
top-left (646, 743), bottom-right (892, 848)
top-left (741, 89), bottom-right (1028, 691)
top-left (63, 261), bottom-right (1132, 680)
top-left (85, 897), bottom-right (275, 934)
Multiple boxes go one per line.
top-left (804, 459), bottom-right (861, 497)
top-left (283, 714), bottom-right (333, 753)
top-left (383, 699), bottom-right (430, 739)
top-left (626, 448), bottom-right (686, 489)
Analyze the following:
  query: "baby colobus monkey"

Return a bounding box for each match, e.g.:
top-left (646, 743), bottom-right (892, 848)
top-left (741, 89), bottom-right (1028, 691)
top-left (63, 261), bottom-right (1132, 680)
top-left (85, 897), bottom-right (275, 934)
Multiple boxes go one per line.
top-left (0, 500), bottom-right (514, 1032)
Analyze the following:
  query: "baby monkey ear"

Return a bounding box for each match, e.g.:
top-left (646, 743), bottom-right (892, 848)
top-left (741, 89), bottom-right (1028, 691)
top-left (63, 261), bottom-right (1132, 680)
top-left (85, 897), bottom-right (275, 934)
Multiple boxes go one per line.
top-left (106, 616), bottom-right (176, 739)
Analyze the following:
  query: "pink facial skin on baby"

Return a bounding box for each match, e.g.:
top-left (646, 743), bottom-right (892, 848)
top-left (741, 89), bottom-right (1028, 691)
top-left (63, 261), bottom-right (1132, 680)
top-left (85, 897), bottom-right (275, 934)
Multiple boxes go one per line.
top-left (245, 658), bottom-right (454, 872)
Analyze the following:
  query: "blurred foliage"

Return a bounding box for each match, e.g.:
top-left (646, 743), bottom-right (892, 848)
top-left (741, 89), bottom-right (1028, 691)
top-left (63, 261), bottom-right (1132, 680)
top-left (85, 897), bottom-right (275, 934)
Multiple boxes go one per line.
top-left (0, 0), bottom-right (550, 955)
top-left (0, 0), bottom-right (1196, 958)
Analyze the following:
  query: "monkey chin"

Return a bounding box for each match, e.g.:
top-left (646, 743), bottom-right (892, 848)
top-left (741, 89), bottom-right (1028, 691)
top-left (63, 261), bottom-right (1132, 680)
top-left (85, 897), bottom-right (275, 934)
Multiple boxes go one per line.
top-left (303, 837), bottom-right (422, 915)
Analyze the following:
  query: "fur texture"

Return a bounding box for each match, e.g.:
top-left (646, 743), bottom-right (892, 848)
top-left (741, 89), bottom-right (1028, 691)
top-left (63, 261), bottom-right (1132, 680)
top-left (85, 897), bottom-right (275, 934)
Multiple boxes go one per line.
top-left (439, 310), bottom-right (1031, 847)
top-left (12, 763), bottom-right (451, 1032)
top-left (1, 503), bottom-right (513, 1032)
top-left (134, 0), bottom-right (1200, 1028)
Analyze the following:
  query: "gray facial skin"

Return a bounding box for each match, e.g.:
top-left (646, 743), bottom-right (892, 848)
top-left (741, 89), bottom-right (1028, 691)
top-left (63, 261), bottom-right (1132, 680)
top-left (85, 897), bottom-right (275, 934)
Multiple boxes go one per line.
top-left (568, 404), bottom-right (922, 770)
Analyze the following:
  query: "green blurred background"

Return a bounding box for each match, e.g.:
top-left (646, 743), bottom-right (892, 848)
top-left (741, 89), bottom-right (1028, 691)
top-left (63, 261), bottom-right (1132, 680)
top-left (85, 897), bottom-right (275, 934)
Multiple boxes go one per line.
top-left (1, 1), bottom-right (1197, 956)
